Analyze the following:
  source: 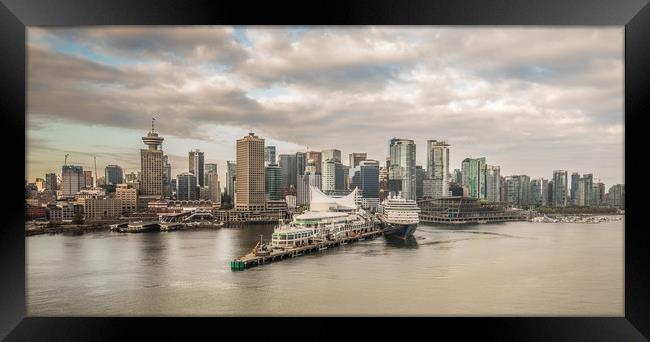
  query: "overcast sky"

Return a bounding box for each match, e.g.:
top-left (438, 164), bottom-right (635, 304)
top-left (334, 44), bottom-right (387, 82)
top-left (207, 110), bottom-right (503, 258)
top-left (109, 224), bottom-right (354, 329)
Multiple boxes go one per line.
top-left (26, 26), bottom-right (624, 187)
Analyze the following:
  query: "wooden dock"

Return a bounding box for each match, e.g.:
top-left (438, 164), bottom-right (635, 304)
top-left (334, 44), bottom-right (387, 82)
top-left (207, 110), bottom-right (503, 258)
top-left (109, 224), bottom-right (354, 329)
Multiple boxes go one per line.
top-left (230, 228), bottom-right (384, 271)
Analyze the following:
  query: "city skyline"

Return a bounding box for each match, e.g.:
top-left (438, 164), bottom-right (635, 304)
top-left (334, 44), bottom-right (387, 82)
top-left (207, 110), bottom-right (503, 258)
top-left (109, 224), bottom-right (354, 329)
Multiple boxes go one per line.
top-left (26, 27), bottom-right (623, 186)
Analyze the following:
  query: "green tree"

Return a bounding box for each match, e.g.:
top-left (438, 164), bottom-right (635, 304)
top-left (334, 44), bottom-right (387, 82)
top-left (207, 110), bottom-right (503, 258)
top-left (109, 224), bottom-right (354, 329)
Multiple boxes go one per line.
top-left (72, 213), bottom-right (84, 224)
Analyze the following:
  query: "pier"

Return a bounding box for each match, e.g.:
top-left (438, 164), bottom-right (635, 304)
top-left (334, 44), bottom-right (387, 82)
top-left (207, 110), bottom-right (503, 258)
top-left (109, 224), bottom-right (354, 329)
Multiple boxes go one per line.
top-left (231, 228), bottom-right (384, 271)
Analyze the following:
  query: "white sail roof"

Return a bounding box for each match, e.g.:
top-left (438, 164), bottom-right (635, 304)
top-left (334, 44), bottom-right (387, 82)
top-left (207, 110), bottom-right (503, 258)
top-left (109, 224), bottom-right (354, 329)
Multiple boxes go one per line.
top-left (309, 186), bottom-right (358, 211)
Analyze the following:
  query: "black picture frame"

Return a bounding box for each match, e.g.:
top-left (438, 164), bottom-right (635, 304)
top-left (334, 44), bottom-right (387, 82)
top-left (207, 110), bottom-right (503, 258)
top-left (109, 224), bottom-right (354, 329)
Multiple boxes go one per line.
top-left (1, 0), bottom-right (648, 340)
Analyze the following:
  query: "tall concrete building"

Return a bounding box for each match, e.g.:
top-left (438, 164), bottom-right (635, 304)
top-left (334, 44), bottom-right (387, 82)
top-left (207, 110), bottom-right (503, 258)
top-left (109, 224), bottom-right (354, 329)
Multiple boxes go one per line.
top-left (226, 161), bottom-right (237, 199)
top-left (140, 119), bottom-right (164, 198)
top-left (46, 173), bottom-right (58, 192)
top-left (425, 140), bottom-right (450, 199)
top-left (552, 170), bottom-right (568, 207)
top-left (606, 184), bottom-right (625, 209)
top-left (206, 164), bottom-right (220, 204)
top-left (296, 152), bottom-right (307, 177)
top-left (485, 165), bottom-right (501, 202)
top-left (306, 151), bottom-right (322, 175)
top-left (163, 156), bottom-right (172, 198)
top-left (115, 183), bottom-right (138, 213)
top-left (265, 163), bottom-right (283, 201)
top-left (464, 157), bottom-right (486, 200)
top-left (322, 149), bottom-right (341, 163)
top-left (388, 138), bottom-right (416, 200)
top-left (505, 175), bottom-right (530, 208)
top-left (348, 152), bottom-right (367, 168)
top-left (416, 165), bottom-right (425, 199)
top-left (297, 159), bottom-right (321, 206)
top-left (360, 160), bottom-right (380, 209)
top-left (321, 158), bottom-right (344, 193)
top-left (235, 133), bottom-right (266, 211)
top-left (188, 149), bottom-right (205, 187)
top-left (453, 169), bottom-right (462, 185)
top-left (265, 146), bottom-right (277, 166)
top-left (279, 154), bottom-right (297, 191)
top-left (62, 165), bottom-right (84, 198)
top-left (105, 165), bottom-right (124, 186)
top-left (530, 178), bottom-right (549, 206)
top-left (83, 171), bottom-right (93, 189)
top-left (177, 172), bottom-right (198, 200)
top-left (570, 172), bottom-right (580, 205)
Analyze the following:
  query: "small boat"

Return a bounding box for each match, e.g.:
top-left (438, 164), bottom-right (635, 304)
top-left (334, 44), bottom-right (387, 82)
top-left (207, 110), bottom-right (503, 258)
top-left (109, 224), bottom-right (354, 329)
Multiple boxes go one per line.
top-left (319, 246), bottom-right (328, 251)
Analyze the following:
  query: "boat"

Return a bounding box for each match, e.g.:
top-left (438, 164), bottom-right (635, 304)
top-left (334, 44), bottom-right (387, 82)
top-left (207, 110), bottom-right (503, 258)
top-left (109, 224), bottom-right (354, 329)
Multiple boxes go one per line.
top-left (377, 191), bottom-right (420, 239)
top-left (125, 221), bottom-right (160, 233)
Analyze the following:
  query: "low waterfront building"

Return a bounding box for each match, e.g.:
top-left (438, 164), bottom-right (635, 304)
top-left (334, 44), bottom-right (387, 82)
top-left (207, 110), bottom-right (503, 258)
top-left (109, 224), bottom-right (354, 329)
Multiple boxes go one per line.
top-left (115, 183), bottom-right (138, 214)
top-left (418, 196), bottom-right (526, 224)
top-left (83, 197), bottom-right (122, 220)
top-left (25, 204), bottom-right (48, 221)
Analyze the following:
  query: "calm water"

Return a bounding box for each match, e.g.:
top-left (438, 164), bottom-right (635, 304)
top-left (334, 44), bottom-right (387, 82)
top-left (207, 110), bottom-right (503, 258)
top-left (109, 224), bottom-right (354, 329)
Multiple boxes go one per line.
top-left (27, 220), bottom-right (624, 316)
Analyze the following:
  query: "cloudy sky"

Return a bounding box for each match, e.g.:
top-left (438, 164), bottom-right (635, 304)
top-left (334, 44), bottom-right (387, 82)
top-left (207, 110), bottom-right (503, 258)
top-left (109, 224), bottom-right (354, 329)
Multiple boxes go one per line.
top-left (26, 26), bottom-right (624, 187)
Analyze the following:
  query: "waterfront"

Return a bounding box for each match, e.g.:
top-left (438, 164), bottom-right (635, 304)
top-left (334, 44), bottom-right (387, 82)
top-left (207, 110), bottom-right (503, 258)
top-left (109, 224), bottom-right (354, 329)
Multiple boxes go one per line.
top-left (27, 220), bottom-right (623, 316)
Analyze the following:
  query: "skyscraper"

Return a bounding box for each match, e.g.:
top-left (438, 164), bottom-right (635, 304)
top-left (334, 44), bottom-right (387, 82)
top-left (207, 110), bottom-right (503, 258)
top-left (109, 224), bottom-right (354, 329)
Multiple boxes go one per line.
top-left (235, 133), bottom-right (266, 211)
top-left (297, 159), bottom-right (321, 206)
top-left (426, 140), bottom-right (451, 199)
top-left (606, 184), bottom-right (624, 209)
top-left (226, 161), bottom-right (236, 199)
top-left (265, 163), bottom-right (283, 201)
top-left (360, 160), bottom-right (380, 209)
top-left (83, 171), bottom-right (93, 189)
top-left (348, 152), bottom-right (367, 168)
top-left (466, 157), bottom-right (486, 199)
top-left (552, 170), bottom-right (568, 207)
top-left (62, 165), bottom-right (83, 198)
top-left (279, 154), bottom-right (297, 191)
top-left (205, 163), bottom-right (220, 203)
top-left (189, 149), bottom-right (205, 187)
top-left (306, 151), bottom-right (322, 175)
top-left (530, 178), bottom-right (549, 206)
top-left (46, 173), bottom-right (57, 192)
top-left (571, 172), bottom-right (580, 205)
top-left (388, 138), bottom-right (416, 200)
top-left (321, 158), bottom-right (344, 193)
top-left (105, 165), bottom-right (124, 185)
top-left (296, 152), bottom-right (307, 177)
top-left (177, 172), bottom-right (198, 200)
top-left (322, 149), bottom-right (341, 163)
top-left (461, 158), bottom-right (470, 188)
top-left (163, 156), bottom-right (171, 198)
top-left (485, 165), bottom-right (501, 202)
top-left (265, 146), bottom-right (277, 166)
top-left (416, 165), bottom-right (425, 199)
top-left (505, 175), bottom-right (530, 208)
top-left (140, 119), bottom-right (164, 198)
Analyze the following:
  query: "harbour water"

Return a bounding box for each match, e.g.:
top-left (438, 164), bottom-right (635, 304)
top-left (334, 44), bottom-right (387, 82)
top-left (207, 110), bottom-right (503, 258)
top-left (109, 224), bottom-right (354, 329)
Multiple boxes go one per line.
top-left (27, 220), bottom-right (623, 316)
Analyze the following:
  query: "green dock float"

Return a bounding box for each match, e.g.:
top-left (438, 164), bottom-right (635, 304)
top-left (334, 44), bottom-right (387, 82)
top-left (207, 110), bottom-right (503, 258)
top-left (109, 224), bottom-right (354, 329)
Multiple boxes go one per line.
top-left (230, 260), bottom-right (246, 271)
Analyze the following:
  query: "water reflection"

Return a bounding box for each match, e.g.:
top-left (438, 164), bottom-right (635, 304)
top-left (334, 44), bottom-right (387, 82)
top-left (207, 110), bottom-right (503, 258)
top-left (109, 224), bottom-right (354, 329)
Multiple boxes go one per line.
top-left (384, 235), bottom-right (419, 248)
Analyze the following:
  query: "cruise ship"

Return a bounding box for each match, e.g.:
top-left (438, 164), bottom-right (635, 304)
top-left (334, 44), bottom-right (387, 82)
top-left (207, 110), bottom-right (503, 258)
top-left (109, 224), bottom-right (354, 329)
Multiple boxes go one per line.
top-left (270, 187), bottom-right (374, 249)
top-left (377, 192), bottom-right (420, 239)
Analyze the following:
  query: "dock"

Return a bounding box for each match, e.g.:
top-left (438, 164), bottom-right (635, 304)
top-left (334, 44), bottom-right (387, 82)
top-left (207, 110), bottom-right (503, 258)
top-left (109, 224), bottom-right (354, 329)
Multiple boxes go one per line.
top-left (231, 228), bottom-right (384, 271)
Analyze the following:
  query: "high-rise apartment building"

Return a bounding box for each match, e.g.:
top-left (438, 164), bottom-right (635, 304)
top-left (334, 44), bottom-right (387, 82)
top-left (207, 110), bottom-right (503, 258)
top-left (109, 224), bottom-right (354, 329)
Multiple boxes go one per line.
top-left (388, 138), bottom-right (416, 200)
top-left (570, 172), bottom-right (580, 205)
top-left (226, 161), bottom-right (237, 199)
top-left (62, 165), bottom-right (84, 198)
top-left (360, 160), bottom-right (380, 209)
top-left (188, 149), bottom-right (205, 187)
top-left (177, 172), bottom-right (198, 200)
top-left (322, 149), bottom-right (341, 163)
top-left (426, 140), bottom-right (450, 199)
top-left (206, 165), bottom-right (220, 204)
top-left (485, 165), bottom-right (501, 202)
top-left (46, 173), bottom-right (58, 192)
top-left (105, 165), bottom-right (124, 186)
top-left (321, 158), bottom-right (344, 193)
top-left (265, 163), bottom-right (283, 201)
top-left (505, 175), bottom-right (530, 208)
top-left (348, 152), bottom-right (367, 168)
top-left (530, 178), bottom-right (549, 206)
top-left (552, 170), bottom-right (568, 207)
top-left (235, 133), bottom-right (266, 211)
top-left (297, 159), bottom-right (321, 205)
top-left (296, 152), bottom-right (307, 177)
top-left (279, 154), bottom-right (297, 191)
top-left (606, 184), bottom-right (625, 209)
top-left (265, 146), bottom-right (277, 166)
top-left (465, 157), bottom-right (486, 200)
top-left (416, 165), bottom-right (425, 199)
top-left (83, 171), bottom-right (93, 189)
top-left (306, 151), bottom-right (322, 175)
